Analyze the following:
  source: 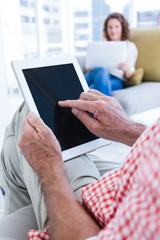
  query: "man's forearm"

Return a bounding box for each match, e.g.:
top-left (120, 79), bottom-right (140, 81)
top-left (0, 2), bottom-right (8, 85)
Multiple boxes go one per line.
top-left (18, 113), bottom-right (100, 239)
top-left (40, 160), bottom-right (100, 240)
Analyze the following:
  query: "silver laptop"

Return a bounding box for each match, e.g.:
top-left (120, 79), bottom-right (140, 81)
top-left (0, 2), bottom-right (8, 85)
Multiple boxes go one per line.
top-left (85, 41), bottom-right (127, 69)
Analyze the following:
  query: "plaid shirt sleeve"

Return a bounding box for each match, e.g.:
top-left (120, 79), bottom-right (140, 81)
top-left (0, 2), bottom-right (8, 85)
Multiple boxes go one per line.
top-left (28, 117), bottom-right (160, 240)
top-left (82, 117), bottom-right (160, 240)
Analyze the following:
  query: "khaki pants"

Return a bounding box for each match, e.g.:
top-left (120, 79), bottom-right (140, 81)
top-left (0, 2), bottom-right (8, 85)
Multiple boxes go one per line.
top-left (0, 102), bottom-right (122, 229)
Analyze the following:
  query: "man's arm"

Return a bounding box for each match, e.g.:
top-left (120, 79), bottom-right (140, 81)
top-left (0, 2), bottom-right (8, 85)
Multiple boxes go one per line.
top-left (18, 112), bottom-right (100, 240)
top-left (59, 89), bottom-right (146, 146)
top-left (41, 161), bottom-right (100, 240)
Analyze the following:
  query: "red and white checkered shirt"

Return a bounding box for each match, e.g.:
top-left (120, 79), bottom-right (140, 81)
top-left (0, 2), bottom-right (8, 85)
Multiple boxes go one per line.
top-left (28, 118), bottom-right (160, 240)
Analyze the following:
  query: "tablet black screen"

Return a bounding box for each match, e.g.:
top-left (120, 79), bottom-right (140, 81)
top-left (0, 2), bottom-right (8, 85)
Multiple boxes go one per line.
top-left (22, 63), bottom-right (98, 151)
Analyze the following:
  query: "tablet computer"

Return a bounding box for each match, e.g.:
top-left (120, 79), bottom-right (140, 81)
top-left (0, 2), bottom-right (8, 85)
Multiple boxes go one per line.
top-left (11, 55), bottom-right (110, 161)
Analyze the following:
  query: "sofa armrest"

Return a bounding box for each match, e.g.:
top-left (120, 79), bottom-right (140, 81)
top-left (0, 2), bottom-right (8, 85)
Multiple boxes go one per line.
top-left (113, 82), bottom-right (160, 115)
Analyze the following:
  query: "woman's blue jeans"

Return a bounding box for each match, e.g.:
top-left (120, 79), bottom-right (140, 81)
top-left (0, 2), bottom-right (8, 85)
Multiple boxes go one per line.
top-left (85, 67), bottom-right (123, 96)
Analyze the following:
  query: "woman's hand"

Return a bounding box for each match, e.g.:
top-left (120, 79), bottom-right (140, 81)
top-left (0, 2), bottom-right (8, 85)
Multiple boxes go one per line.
top-left (83, 66), bottom-right (92, 73)
top-left (118, 63), bottom-right (133, 79)
top-left (118, 63), bottom-right (129, 71)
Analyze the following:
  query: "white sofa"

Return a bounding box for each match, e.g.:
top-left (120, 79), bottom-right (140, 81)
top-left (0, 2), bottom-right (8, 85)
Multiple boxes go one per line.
top-left (76, 57), bottom-right (160, 116)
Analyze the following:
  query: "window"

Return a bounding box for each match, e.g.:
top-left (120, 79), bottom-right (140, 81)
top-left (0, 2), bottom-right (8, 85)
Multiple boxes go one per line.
top-left (74, 11), bottom-right (88, 17)
top-left (31, 17), bottom-right (36, 23)
top-left (75, 23), bottom-right (89, 29)
top-left (21, 15), bottom-right (30, 23)
top-left (53, 19), bottom-right (60, 25)
top-left (43, 4), bottom-right (50, 11)
top-left (75, 34), bottom-right (89, 40)
top-left (75, 46), bottom-right (87, 52)
top-left (137, 10), bottom-right (160, 27)
top-left (30, 1), bottom-right (35, 8)
top-left (20, 0), bottom-right (28, 7)
top-left (52, 7), bottom-right (59, 13)
top-left (43, 18), bottom-right (50, 24)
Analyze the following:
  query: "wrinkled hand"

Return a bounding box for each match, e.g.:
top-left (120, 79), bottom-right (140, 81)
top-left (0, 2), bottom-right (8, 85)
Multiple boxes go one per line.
top-left (58, 89), bottom-right (135, 144)
top-left (18, 112), bottom-right (62, 178)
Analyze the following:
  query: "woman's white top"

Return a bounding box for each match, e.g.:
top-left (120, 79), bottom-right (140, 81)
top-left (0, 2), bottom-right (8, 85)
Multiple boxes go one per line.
top-left (109, 41), bottom-right (138, 81)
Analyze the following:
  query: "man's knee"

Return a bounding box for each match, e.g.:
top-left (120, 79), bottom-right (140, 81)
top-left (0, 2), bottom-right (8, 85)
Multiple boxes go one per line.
top-left (64, 155), bottom-right (101, 201)
top-left (1, 101), bottom-right (29, 167)
top-left (0, 102), bottom-right (29, 193)
top-left (1, 135), bottom-right (21, 180)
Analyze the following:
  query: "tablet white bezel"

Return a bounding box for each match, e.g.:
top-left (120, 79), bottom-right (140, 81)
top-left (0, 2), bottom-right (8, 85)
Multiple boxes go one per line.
top-left (11, 55), bottom-right (110, 161)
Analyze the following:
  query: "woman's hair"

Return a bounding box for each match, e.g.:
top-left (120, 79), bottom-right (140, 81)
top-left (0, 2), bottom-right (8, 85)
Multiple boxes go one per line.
top-left (103, 12), bottom-right (130, 41)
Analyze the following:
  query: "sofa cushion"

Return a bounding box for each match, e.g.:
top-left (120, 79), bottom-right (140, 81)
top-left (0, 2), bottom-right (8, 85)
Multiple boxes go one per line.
top-left (113, 82), bottom-right (160, 115)
top-left (130, 28), bottom-right (160, 82)
top-left (124, 67), bottom-right (144, 87)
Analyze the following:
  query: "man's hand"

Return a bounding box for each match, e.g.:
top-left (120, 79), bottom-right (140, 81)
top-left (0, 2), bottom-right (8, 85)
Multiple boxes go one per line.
top-left (18, 112), bottom-right (63, 178)
top-left (59, 89), bottom-right (146, 146)
top-left (19, 112), bottom-right (101, 240)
